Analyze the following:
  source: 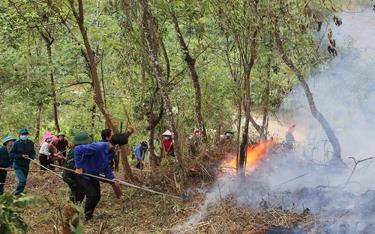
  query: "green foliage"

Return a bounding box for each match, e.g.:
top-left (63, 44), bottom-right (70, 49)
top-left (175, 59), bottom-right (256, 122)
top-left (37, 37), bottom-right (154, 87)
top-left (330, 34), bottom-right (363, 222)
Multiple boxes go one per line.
top-left (0, 194), bottom-right (34, 234)
top-left (0, 0), bottom-right (338, 148)
top-left (68, 202), bottom-right (84, 234)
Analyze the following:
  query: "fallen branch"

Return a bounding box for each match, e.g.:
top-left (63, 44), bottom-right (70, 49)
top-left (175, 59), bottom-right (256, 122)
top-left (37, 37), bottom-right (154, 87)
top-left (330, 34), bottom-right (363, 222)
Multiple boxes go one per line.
top-left (276, 173), bottom-right (309, 188)
top-left (345, 156), bottom-right (375, 186)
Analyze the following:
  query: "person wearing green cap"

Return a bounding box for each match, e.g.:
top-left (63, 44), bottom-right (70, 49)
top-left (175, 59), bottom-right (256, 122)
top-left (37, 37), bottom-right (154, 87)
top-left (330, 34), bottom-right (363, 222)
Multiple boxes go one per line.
top-left (0, 135), bottom-right (16, 195)
top-left (62, 131), bottom-right (92, 204)
top-left (9, 128), bottom-right (36, 195)
top-left (74, 132), bottom-right (133, 221)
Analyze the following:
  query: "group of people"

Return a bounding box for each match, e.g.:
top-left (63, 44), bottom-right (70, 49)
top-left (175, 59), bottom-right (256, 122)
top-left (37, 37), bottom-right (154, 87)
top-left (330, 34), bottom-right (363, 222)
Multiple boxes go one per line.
top-left (39, 132), bottom-right (69, 170)
top-left (0, 126), bottom-right (180, 221)
top-left (0, 128), bottom-right (36, 195)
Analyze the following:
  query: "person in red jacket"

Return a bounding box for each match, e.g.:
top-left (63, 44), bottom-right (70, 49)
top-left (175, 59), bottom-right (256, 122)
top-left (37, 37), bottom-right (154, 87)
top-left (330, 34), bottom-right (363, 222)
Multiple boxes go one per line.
top-left (162, 130), bottom-right (174, 157)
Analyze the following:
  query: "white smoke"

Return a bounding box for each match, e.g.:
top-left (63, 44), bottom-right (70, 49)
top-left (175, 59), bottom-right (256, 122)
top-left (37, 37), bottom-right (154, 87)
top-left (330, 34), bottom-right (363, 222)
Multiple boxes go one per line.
top-left (282, 9), bottom-right (375, 162)
top-left (176, 9), bottom-right (375, 233)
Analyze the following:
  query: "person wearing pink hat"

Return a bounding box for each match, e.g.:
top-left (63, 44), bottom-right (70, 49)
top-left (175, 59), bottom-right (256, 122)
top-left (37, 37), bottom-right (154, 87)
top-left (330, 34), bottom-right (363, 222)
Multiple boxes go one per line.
top-left (285, 124), bottom-right (296, 150)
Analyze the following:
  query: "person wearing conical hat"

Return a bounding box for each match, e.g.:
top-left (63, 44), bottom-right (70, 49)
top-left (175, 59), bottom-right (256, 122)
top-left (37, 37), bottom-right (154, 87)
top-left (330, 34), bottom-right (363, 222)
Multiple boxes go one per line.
top-left (9, 128), bottom-right (36, 195)
top-left (162, 130), bottom-right (174, 157)
top-left (0, 135), bottom-right (16, 194)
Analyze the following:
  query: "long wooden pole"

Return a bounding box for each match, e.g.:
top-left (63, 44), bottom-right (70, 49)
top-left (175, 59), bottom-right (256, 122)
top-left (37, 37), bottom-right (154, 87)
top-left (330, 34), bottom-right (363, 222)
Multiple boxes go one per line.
top-left (50, 164), bottom-right (182, 200)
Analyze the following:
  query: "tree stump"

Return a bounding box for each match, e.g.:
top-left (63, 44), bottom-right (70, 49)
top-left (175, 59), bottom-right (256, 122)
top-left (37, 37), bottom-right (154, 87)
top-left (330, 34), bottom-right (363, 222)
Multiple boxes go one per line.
top-left (62, 203), bottom-right (79, 234)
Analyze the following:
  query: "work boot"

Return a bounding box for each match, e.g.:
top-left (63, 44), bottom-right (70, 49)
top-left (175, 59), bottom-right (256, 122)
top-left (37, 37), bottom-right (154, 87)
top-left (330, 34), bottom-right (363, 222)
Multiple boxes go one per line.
top-left (84, 215), bottom-right (93, 223)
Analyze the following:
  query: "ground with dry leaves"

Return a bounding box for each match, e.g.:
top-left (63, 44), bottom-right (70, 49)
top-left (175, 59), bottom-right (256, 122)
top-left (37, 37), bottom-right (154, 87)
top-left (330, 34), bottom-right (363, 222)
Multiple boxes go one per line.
top-left (3, 146), bottom-right (314, 233)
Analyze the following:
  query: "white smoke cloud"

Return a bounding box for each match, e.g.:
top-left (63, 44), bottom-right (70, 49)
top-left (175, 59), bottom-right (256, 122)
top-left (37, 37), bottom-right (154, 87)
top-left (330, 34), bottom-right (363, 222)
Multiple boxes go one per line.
top-left (177, 9), bottom-right (375, 233)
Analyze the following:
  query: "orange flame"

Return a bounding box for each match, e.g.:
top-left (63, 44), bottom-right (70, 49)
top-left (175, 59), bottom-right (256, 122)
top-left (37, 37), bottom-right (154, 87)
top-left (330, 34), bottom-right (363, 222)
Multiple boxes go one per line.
top-left (227, 140), bottom-right (274, 174)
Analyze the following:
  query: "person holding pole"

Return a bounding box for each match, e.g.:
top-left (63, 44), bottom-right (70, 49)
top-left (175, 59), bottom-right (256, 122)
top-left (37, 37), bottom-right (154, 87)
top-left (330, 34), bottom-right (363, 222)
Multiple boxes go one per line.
top-left (62, 131), bottom-right (92, 204)
top-left (9, 128), bottom-right (36, 195)
top-left (73, 133), bottom-right (131, 221)
top-left (134, 141), bottom-right (148, 169)
top-left (0, 135), bottom-right (16, 194)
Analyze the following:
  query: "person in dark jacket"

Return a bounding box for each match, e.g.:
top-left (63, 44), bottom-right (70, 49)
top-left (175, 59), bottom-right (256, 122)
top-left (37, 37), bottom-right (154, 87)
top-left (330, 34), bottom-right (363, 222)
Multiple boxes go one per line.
top-left (74, 132), bottom-right (132, 221)
top-left (9, 128), bottom-right (36, 195)
top-left (0, 135), bottom-right (16, 195)
top-left (56, 133), bottom-right (69, 165)
top-left (100, 128), bottom-right (116, 169)
top-left (101, 126), bottom-right (135, 170)
top-left (101, 129), bottom-right (112, 142)
top-left (62, 131), bottom-right (92, 204)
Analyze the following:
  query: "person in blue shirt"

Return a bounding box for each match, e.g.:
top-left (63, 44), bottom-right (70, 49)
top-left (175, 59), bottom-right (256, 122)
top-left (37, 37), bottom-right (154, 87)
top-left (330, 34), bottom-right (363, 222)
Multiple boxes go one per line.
top-left (134, 141), bottom-right (148, 169)
top-left (0, 135), bottom-right (16, 195)
top-left (62, 131), bottom-right (92, 204)
top-left (74, 133), bottom-right (131, 221)
top-left (9, 128), bottom-right (36, 195)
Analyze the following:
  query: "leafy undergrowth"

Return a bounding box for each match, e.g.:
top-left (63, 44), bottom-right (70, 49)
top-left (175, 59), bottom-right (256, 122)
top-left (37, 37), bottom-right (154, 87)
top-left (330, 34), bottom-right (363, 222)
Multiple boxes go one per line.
top-left (1, 145), bottom-right (314, 233)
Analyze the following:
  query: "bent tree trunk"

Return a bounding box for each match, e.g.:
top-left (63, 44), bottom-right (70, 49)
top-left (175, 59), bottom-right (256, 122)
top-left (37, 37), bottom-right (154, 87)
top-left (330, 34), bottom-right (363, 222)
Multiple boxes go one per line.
top-left (140, 0), bottom-right (183, 166)
top-left (171, 12), bottom-right (207, 142)
top-left (274, 30), bottom-right (341, 161)
top-left (68, 0), bottom-right (133, 179)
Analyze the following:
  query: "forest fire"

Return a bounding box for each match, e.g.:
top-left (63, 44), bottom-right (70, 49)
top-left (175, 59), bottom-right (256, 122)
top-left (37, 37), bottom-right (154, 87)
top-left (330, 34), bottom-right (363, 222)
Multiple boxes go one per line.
top-left (226, 140), bottom-right (274, 174)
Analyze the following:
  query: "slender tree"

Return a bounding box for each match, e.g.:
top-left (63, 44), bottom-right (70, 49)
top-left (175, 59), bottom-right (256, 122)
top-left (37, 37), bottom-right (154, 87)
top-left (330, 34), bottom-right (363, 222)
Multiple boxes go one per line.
top-left (213, 0), bottom-right (260, 171)
top-left (170, 10), bottom-right (207, 142)
top-left (138, 0), bottom-right (183, 166)
top-left (272, 1), bottom-right (342, 162)
top-left (67, 0), bottom-right (133, 179)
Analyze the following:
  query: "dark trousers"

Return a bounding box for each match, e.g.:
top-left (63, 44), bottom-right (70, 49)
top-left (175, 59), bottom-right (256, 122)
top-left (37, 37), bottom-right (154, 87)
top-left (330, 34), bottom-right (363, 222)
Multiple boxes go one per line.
top-left (136, 160), bottom-right (144, 170)
top-left (62, 171), bottom-right (85, 204)
top-left (39, 154), bottom-right (51, 170)
top-left (0, 170), bottom-right (7, 195)
top-left (76, 177), bottom-right (101, 220)
top-left (14, 166), bottom-right (29, 195)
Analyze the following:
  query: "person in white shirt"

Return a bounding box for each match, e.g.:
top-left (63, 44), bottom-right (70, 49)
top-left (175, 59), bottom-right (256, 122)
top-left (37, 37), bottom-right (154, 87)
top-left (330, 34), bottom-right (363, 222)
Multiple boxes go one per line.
top-left (39, 137), bottom-right (62, 170)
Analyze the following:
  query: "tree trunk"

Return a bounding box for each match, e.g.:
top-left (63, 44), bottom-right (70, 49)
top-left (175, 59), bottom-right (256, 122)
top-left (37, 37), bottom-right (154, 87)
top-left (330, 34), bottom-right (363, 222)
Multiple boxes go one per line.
top-left (238, 33), bottom-right (258, 171)
top-left (91, 104), bottom-right (96, 128)
top-left (139, 0), bottom-right (183, 166)
top-left (260, 65), bottom-right (271, 141)
top-left (236, 94), bottom-right (242, 170)
top-left (274, 29), bottom-right (341, 161)
top-left (148, 126), bottom-right (158, 167)
top-left (171, 12), bottom-right (207, 142)
top-left (34, 105), bottom-right (42, 144)
top-left (249, 113), bottom-right (261, 134)
top-left (46, 41), bottom-right (61, 133)
top-left (239, 67), bottom-right (251, 170)
top-left (68, 0), bottom-right (133, 179)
